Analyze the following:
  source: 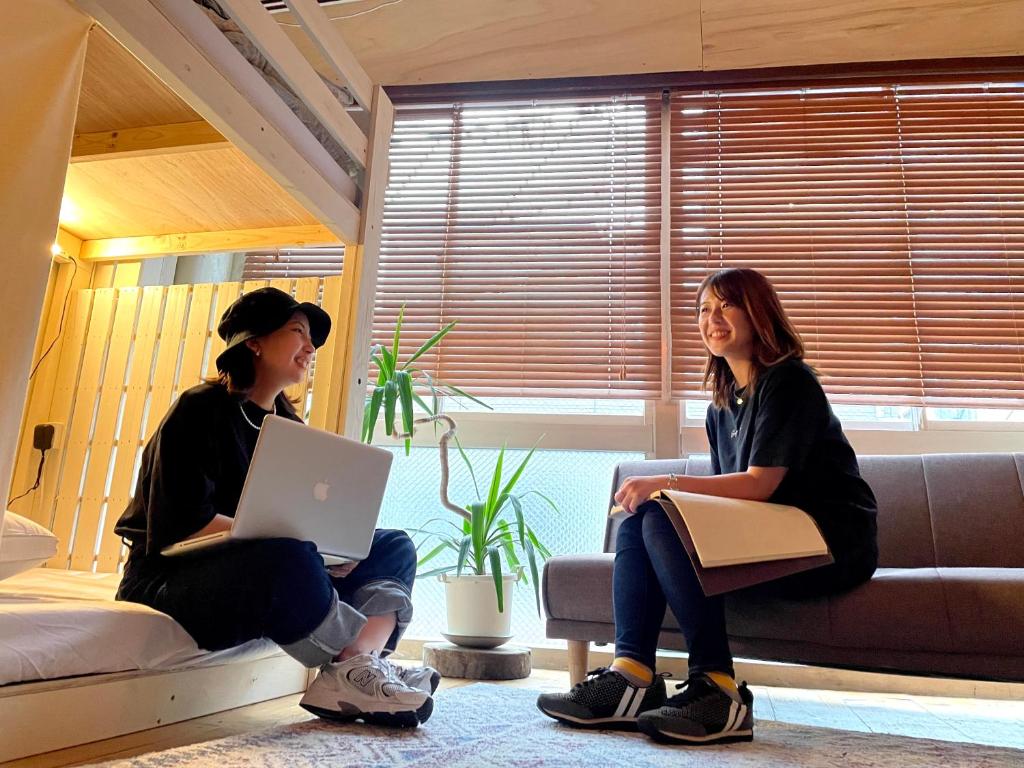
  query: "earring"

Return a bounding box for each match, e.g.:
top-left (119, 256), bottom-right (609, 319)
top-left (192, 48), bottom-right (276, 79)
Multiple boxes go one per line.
top-left (255, 349), bottom-right (261, 358)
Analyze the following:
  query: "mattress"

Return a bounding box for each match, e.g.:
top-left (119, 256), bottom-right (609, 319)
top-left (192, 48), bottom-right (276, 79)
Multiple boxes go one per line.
top-left (0, 568), bottom-right (280, 686)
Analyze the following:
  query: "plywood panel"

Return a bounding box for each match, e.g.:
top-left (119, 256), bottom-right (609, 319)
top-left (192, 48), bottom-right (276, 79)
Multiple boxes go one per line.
top-left (206, 282), bottom-right (242, 379)
top-left (69, 289), bottom-right (139, 571)
top-left (48, 290), bottom-right (114, 569)
top-left (701, 0), bottom-right (1024, 71)
top-left (284, 0), bottom-right (702, 86)
top-left (63, 148), bottom-right (319, 240)
top-left (308, 275), bottom-right (343, 430)
top-left (8, 254), bottom-right (93, 525)
top-left (77, 25), bottom-right (198, 133)
top-left (31, 291), bottom-right (93, 533)
top-left (145, 285), bottom-right (189, 443)
top-left (176, 283), bottom-right (215, 400)
top-left (99, 286), bottom-right (165, 572)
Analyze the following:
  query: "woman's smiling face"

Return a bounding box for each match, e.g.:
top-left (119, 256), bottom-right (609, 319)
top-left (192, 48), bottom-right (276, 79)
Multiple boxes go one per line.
top-left (251, 311), bottom-right (315, 388)
top-left (698, 289), bottom-right (754, 362)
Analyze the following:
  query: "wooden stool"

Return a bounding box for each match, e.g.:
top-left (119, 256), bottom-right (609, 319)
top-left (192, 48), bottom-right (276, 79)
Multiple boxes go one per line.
top-left (423, 641), bottom-right (531, 680)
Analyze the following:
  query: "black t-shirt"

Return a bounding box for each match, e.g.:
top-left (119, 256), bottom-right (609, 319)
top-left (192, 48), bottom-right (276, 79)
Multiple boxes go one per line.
top-left (705, 359), bottom-right (878, 570)
top-left (114, 383), bottom-right (302, 557)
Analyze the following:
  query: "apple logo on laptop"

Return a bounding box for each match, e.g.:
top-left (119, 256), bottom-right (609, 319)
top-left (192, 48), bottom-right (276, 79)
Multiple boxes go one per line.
top-left (313, 481), bottom-right (330, 502)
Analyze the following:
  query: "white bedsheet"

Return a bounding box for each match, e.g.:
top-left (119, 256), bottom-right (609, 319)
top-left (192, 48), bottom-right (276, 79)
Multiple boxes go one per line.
top-left (0, 568), bottom-right (280, 686)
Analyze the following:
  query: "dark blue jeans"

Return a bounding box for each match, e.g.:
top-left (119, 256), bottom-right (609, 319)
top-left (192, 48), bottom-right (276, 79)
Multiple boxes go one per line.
top-left (117, 529), bottom-right (416, 655)
top-left (613, 501), bottom-right (876, 677)
top-left (614, 501), bottom-right (734, 676)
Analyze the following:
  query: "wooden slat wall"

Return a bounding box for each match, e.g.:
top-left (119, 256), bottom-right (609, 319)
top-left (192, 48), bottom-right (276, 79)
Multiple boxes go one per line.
top-left (12, 276), bottom-right (342, 573)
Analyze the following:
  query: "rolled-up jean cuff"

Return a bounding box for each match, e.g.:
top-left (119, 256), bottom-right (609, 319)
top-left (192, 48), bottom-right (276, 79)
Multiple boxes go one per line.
top-left (280, 592), bottom-right (367, 667)
top-left (350, 580), bottom-right (414, 653)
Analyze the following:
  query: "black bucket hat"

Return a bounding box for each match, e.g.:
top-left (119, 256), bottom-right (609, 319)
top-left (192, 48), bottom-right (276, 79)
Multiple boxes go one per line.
top-left (215, 287), bottom-right (331, 372)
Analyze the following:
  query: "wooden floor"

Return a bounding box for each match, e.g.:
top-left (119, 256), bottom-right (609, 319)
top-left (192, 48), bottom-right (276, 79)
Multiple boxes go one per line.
top-left (8, 666), bottom-right (1023, 767)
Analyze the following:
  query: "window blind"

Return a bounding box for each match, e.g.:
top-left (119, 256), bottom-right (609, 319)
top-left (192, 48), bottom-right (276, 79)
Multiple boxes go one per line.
top-left (242, 247), bottom-right (345, 280)
top-left (669, 79), bottom-right (1024, 407)
top-left (376, 95), bottom-right (663, 398)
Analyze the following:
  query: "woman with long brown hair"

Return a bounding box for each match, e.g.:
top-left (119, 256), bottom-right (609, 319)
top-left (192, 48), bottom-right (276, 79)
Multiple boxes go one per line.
top-left (539, 268), bottom-right (878, 745)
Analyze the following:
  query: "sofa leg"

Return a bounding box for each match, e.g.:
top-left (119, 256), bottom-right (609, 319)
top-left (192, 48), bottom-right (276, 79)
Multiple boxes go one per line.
top-left (567, 640), bottom-right (589, 686)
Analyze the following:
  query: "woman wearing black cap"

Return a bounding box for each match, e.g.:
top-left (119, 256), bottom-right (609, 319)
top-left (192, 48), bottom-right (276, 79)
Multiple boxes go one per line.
top-left (114, 287), bottom-right (436, 728)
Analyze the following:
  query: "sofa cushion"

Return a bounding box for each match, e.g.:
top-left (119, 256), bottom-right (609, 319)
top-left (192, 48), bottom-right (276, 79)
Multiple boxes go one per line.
top-left (921, 454), bottom-right (1024, 568)
top-left (940, 567), bottom-right (1024, 655)
top-left (725, 593), bottom-right (832, 646)
top-left (544, 554), bottom-right (1024, 658)
top-left (822, 568), bottom-right (955, 653)
top-left (858, 456), bottom-right (936, 568)
top-left (729, 569), bottom-right (954, 654)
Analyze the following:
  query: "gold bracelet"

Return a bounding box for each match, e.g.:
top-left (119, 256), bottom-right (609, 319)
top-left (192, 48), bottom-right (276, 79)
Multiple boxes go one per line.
top-left (667, 472), bottom-right (679, 490)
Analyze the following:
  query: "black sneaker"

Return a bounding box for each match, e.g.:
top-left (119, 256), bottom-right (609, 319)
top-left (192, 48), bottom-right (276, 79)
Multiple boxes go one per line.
top-left (536, 668), bottom-right (667, 729)
top-left (637, 674), bottom-right (754, 745)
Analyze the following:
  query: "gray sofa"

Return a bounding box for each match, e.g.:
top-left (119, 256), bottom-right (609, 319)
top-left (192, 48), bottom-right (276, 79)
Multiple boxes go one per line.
top-left (543, 453), bottom-right (1024, 683)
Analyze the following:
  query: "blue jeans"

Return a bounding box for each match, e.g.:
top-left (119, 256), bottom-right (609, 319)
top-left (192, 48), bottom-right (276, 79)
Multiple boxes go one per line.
top-left (117, 528), bottom-right (416, 664)
top-left (613, 501), bottom-right (734, 676)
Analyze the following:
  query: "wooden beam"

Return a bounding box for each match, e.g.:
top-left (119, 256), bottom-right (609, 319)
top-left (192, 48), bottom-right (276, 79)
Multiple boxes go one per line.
top-left (76, 0), bottom-right (360, 243)
top-left (79, 224), bottom-right (341, 261)
top-left (54, 227), bottom-right (83, 261)
top-left (332, 85), bottom-right (394, 439)
top-left (217, 0), bottom-right (367, 171)
top-left (71, 120), bottom-right (227, 162)
top-left (283, 0), bottom-right (373, 112)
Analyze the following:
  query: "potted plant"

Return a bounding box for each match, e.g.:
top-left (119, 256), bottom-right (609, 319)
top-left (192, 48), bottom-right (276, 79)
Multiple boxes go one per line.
top-left (361, 304), bottom-right (487, 454)
top-left (413, 417), bottom-right (556, 648)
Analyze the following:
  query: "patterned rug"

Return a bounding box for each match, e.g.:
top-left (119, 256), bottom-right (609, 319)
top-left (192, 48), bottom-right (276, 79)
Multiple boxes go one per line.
top-left (93, 684), bottom-right (1021, 767)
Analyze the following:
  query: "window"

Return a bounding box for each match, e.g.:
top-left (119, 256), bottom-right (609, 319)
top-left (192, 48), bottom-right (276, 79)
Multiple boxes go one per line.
top-left (247, 74), bottom-right (1024, 413)
top-left (669, 80), bottom-right (1024, 409)
top-left (376, 95), bottom-right (663, 399)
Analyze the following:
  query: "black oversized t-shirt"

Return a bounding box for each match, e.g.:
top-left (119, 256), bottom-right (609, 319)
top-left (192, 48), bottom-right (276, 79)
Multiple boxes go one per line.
top-left (113, 383), bottom-right (302, 558)
top-left (705, 359), bottom-right (878, 570)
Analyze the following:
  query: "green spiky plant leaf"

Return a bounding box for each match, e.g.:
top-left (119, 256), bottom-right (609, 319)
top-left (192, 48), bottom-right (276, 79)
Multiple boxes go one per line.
top-left (411, 440), bottom-right (557, 615)
top-left (361, 304), bottom-right (490, 455)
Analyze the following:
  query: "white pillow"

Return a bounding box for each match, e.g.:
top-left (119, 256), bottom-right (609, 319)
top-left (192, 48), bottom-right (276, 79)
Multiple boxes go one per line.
top-left (0, 511), bottom-right (58, 580)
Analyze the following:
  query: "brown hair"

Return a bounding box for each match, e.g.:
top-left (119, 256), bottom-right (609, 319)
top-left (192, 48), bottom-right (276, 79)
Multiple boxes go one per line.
top-left (695, 268), bottom-right (808, 409)
top-left (204, 345), bottom-right (300, 419)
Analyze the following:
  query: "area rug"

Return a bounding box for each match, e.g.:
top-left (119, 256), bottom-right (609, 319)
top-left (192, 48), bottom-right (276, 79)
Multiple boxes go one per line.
top-left (93, 684), bottom-right (1021, 767)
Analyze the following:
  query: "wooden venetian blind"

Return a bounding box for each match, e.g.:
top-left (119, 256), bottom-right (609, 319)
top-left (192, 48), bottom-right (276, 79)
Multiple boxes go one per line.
top-left (670, 80), bottom-right (1024, 407)
top-left (377, 96), bottom-right (662, 398)
top-left (242, 247), bottom-right (345, 280)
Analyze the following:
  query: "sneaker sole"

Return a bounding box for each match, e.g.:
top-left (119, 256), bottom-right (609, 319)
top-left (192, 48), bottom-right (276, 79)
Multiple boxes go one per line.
top-left (536, 703), bottom-right (640, 731)
top-left (637, 719), bottom-right (753, 745)
top-left (301, 696), bottom-right (433, 728)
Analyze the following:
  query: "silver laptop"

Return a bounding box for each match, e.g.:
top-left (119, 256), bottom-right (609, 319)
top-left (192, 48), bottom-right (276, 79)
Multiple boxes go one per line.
top-left (161, 415), bottom-right (393, 564)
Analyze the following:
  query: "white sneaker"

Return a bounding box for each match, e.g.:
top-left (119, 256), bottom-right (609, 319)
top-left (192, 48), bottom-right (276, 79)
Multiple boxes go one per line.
top-left (300, 653), bottom-right (433, 727)
top-left (394, 664), bottom-right (441, 694)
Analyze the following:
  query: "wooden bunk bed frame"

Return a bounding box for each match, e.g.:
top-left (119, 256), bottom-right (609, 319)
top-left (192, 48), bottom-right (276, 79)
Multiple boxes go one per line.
top-left (2, 1), bottom-right (393, 761)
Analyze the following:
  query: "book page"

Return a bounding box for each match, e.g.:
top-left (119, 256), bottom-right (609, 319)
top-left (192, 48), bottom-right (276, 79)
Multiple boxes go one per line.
top-left (659, 490), bottom-right (829, 568)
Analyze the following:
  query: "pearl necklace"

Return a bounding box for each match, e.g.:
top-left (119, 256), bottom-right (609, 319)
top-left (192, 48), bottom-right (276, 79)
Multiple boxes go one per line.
top-left (239, 400), bottom-right (276, 431)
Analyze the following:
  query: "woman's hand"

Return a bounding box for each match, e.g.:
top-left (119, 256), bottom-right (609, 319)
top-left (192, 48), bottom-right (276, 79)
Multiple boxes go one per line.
top-left (614, 476), bottom-right (667, 515)
top-left (327, 561), bottom-right (358, 578)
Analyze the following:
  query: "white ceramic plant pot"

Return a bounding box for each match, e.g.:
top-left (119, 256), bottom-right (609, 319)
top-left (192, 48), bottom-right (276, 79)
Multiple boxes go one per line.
top-left (440, 572), bottom-right (520, 647)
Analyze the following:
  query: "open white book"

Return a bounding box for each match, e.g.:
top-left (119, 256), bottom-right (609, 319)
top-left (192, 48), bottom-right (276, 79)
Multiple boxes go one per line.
top-left (612, 490), bottom-right (829, 568)
top-left (661, 490), bottom-right (829, 567)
